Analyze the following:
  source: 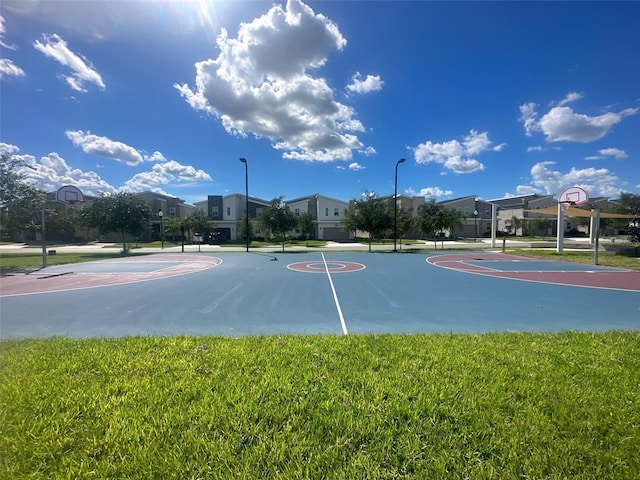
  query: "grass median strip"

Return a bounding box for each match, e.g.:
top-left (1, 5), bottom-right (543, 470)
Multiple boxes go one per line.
top-left (1, 332), bottom-right (639, 479)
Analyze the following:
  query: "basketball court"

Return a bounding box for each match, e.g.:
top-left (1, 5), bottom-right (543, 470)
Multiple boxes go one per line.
top-left (1, 251), bottom-right (638, 339)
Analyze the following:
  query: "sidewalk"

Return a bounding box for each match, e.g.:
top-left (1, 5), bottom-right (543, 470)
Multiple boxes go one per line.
top-left (0, 238), bottom-right (561, 254)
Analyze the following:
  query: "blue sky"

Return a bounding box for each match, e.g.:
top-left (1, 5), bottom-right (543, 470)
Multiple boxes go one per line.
top-left (1, 0), bottom-right (638, 205)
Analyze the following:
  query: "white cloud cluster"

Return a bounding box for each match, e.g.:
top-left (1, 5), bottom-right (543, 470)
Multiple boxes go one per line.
top-left (417, 187), bottom-right (453, 198)
top-left (122, 161), bottom-right (212, 193)
top-left (175, 0), bottom-right (374, 162)
top-left (346, 72), bottom-right (384, 95)
top-left (584, 148), bottom-right (628, 161)
top-left (33, 33), bottom-right (105, 92)
top-left (516, 161), bottom-right (622, 198)
top-left (412, 130), bottom-right (503, 174)
top-left (5, 142), bottom-right (211, 197)
top-left (66, 130), bottom-right (144, 165)
top-left (17, 152), bottom-right (116, 196)
top-left (519, 93), bottom-right (638, 143)
top-left (0, 15), bottom-right (25, 78)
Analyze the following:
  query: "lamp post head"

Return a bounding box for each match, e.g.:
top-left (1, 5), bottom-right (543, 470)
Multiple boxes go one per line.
top-left (473, 210), bottom-right (478, 216)
top-left (158, 210), bottom-right (163, 217)
top-left (398, 158), bottom-right (406, 164)
top-left (239, 157), bottom-right (247, 163)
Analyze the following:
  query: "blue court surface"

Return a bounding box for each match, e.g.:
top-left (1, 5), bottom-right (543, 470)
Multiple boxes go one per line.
top-left (1, 252), bottom-right (638, 339)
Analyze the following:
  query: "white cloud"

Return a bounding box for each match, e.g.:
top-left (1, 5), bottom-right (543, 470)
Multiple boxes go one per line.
top-left (515, 185), bottom-right (543, 196)
top-left (413, 130), bottom-right (499, 174)
top-left (556, 91), bottom-right (583, 107)
top-left (348, 162), bottom-right (364, 171)
top-left (523, 161), bottom-right (622, 197)
top-left (23, 152), bottom-right (117, 196)
top-left (0, 15), bottom-right (16, 50)
top-left (519, 94), bottom-right (638, 143)
top-left (33, 33), bottom-right (105, 91)
top-left (174, 0), bottom-right (371, 162)
top-left (0, 142), bottom-right (20, 154)
top-left (0, 16), bottom-right (24, 78)
top-left (346, 72), bottom-right (384, 95)
top-left (122, 160), bottom-right (212, 192)
top-left (358, 146), bottom-right (376, 156)
top-left (144, 151), bottom-right (168, 163)
top-left (597, 148), bottom-right (627, 159)
top-left (527, 145), bottom-right (544, 152)
top-left (417, 187), bottom-right (453, 198)
top-left (0, 58), bottom-right (24, 78)
top-left (66, 130), bottom-right (144, 166)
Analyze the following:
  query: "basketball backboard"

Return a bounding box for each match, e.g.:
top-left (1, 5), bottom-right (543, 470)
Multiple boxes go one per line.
top-left (56, 185), bottom-right (85, 204)
top-left (558, 186), bottom-right (588, 205)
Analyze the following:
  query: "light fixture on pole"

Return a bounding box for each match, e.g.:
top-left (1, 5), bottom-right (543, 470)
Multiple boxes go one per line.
top-left (158, 210), bottom-right (164, 249)
top-left (473, 209), bottom-right (478, 243)
top-left (240, 158), bottom-right (249, 253)
top-left (393, 158), bottom-right (406, 252)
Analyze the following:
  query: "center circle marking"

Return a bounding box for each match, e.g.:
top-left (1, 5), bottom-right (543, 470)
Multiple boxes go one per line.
top-left (287, 261), bottom-right (366, 273)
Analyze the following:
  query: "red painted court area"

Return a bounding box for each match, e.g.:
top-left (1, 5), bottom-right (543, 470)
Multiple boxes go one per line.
top-left (0, 255), bottom-right (222, 297)
top-left (427, 253), bottom-right (640, 292)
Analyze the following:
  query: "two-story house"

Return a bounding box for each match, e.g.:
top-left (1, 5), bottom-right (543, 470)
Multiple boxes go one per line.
top-left (194, 194), bottom-right (271, 241)
top-left (286, 194), bottom-right (353, 241)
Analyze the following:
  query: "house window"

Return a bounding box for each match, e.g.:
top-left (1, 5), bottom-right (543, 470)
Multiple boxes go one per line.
top-left (295, 208), bottom-right (300, 215)
top-left (325, 208), bottom-right (329, 216)
top-left (334, 208), bottom-right (340, 217)
top-left (463, 207), bottom-right (469, 215)
top-left (169, 207), bottom-right (176, 217)
top-left (256, 208), bottom-right (262, 216)
top-left (211, 206), bottom-right (219, 218)
top-left (485, 207), bottom-right (490, 216)
top-left (227, 207), bottom-right (231, 216)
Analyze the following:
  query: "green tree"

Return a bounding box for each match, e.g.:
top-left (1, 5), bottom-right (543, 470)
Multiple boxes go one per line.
top-left (188, 209), bottom-right (212, 240)
top-left (237, 215), bottom-right (254, 244)
top-left (510, 216), bottom-right (524, 236)
top-left (297, 211), bottom-right (315, 246)
top-left (0, 154), bottom-right (45, 239)
top-left (81, 193), bottom-right (151, 254)
top-left (166, 217), bottom-right (183, 243)
top-left (415, 200), bottom-right (462, 245)
top-left (614, 193), bottom-right (640, 242)
top-left (260, 197), bottom-right (296, 252)
top-left (342, 192), bottom-right (393, 252)
top-left (395, 207), bottom-right (414, 249)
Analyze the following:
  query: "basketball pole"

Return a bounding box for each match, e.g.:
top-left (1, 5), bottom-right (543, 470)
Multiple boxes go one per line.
top-left (41, 202), bottom-right (47, 268)
top-left (556, 202), bottom-right (564, 253)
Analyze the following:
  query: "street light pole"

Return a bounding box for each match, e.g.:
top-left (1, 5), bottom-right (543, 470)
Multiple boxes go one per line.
top-left (158, 210), bottom-right (164, 249)
top-left (240, 158), bottom-right (249, 253)
top-left (393, 158), bottom-right (406, 252)
top-left (473, 209), bottom-right (478, 243)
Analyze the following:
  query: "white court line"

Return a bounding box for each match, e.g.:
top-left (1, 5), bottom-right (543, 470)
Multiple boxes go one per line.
top-left (321, 252), bottom-right (348, 335)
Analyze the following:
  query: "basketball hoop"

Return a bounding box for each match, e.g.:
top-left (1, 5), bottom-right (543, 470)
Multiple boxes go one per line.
top-left (556, 186), bottom-right (588, 254)
top-left (558, 186), bottom-right (588, 207)
top-left (56, 185), bottom-right (85, 205)
top-left (559, 201), bottom-right (573, 212)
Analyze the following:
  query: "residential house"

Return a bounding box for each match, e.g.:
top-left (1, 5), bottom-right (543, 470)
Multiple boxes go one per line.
top-left (438, 196), bottom-right (494, 239)
top-left (489, 194), bottom-right (557, 235)
top-left (194, 194), bottom-right (271, 241)
top-left (135, 191), bottom-right (196, 241)
top-left (286, 194), bottom-right (354, 241)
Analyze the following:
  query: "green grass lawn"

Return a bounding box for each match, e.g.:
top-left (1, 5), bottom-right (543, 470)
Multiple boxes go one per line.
top-left (510, 249), bottom-right (640, 271)
top-left (0, 252), bottom-right (151, 275)
top-left (1, 332), bottom-right (639, 479)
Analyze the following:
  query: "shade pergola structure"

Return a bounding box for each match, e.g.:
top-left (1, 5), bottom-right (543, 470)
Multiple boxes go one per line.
top-left (526, 206), bottom-right (639, 219)
top-left (525, 206), bottom-right (638, 252)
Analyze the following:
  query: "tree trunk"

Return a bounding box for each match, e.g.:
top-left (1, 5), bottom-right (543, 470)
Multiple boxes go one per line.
top-left (121, 231), bottom-right (127, 255)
